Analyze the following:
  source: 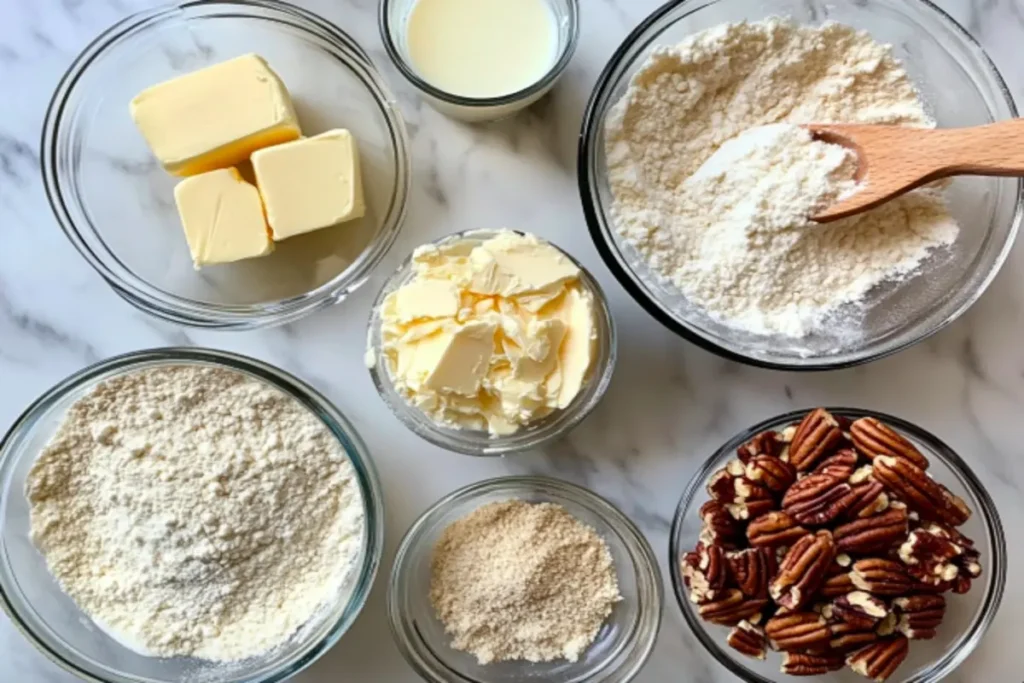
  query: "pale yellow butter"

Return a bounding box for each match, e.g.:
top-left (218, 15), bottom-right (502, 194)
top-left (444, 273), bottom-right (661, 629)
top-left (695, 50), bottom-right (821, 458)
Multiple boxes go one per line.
top-left (131, 54), bottom-right (301, 176)
top-left (373, 231), bottom-right (596, 436)
top-left (251, 129), bottom-right (366, 241)
top-left (173, 168), bottom-right (273, 268)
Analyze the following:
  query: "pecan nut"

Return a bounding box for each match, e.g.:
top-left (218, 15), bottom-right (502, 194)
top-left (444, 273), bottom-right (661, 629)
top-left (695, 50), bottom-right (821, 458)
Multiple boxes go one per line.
top-left (851, 417), bottom-right (930, 470)
top-left (814, 448), bottom-right (860, 480)
top-left (898, 523), bottom-right (981, 589)
top-left (850, 558), bottom-right (915, 596)
top-left (834, 506), bottom-right (908, 554)
top-left (832, 591), bottom-right (889, 630)
top-left (781, 652), bottom-right (845, 676)
top-left (698, 588), bottom-right (769, 625)
top-left (727, 547), bottom-right (775, 599)
top-left (893, 594), bottom-right (945, 640)
top-left (828, 620), bottom-right (879, 653)
top-left (727, 498), bottom-right (775, 521)
top-left (681, 543), bottom-right (729, 603)
top-left (840, 477), bottom-right (890, 520)
top-left (847, 635), bottom-right (910, 682)
top-left (727, 620), bottom-right (767, 659)
top-left (820, 571), bottom-right (855, 598)
top-left (764, 612), bottom-right (831, 652)
top-left (872, 456), bottom-right (971, 526)
top-left (707, 460), bottom-right (744, 501)
top-left (745, 455), bottom-right (796, 494)
top-left (770, 530), bottom-right (836, 609)
top-left (747, 511), bottom-right (807, 549)
top-left (788, 408), bottom-right (843, 471)
top-left (782, 473), bottom-right (853, 526)
top-left (699, 500), bottom-right (742, 548)
top-left (738, 430), bottom-right (785, 463)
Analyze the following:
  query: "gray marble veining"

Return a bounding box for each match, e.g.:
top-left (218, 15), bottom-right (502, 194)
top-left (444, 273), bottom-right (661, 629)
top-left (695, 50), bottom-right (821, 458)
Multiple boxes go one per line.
top-left (1, 0), bottom-right (1023, 680)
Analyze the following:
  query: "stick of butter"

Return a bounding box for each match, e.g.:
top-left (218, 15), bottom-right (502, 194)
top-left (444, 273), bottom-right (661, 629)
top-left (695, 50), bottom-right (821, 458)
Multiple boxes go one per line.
top-left (251, 129), bottom-right (366, 241)
top-left (131, 54), bottom-right (301, 176)
top-left (173, 168), bottom-right (274, 268)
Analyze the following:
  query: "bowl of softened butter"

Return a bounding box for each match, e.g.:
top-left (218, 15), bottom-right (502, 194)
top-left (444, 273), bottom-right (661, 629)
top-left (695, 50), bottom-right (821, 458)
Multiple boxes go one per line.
top-left (365, 229), bottom-right (617, 456)
top-left (42, 0), bottom-right (411, 329)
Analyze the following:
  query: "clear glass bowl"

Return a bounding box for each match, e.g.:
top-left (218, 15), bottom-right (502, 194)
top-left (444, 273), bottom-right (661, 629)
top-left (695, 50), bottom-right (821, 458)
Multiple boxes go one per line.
top-left (389, 475), bottom-right (662, 683)
top-left (578, 0), bottom-right (1022, 369)
top-left (668, 408), bottom-right (1006, 683)
top-left (41, 0), bottom-right (411, 329)
top-left (365, 229), bottom-right (617, 456)
top-left (379, 0), bottom-right (579, 122)
top-left (0, 348), bottom-right (385, 683)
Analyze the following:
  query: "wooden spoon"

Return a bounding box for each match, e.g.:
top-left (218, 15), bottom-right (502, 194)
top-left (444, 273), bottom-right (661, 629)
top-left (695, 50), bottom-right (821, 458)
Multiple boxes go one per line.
top-left (807, 120), bottom-right (1024, 223)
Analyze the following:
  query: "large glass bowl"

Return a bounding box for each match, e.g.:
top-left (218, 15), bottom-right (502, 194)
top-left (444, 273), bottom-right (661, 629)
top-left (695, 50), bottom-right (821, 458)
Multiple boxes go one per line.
top-left (41, 0), bottom-right (411, 329)
top-left (578, 0), bottom-right (1021, 369)
top-left (0, 348), bottom-right (385, 683)
top-left (388, 476), bottom-right (663, 683)
top-left (669, 408), bottom-right (1006, 682)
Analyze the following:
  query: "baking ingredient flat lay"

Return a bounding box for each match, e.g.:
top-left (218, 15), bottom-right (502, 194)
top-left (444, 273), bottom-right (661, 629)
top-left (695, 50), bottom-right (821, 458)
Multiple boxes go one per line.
top-left (430, 499), bottom-right (621, 663)
top-left (25, 365), bottom-right (365, 662)
top-left (682, 408), bottom-right (980, 680)
top-left (605, 19), bottom-right (959, 338)
top-left (131, 53), bottom-right (366, 268)
top-left (371, 231), bottom-right (596, 436)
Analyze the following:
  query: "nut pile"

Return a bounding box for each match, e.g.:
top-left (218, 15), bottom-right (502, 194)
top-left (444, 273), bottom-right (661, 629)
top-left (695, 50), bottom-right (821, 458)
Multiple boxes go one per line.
top-left (681, 409), bottom-right (982, 681)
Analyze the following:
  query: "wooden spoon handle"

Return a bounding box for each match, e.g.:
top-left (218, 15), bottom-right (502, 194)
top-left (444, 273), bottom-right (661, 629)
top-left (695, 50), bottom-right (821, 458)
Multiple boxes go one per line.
top-left (931, 119), bottom-right (1024, 176)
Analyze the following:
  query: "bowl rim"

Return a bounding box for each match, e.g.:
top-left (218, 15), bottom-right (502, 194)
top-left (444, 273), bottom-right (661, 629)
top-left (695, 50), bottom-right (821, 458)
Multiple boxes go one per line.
top-left (377, 0), bottom-right (580, 108)
top-left (667, 407), bottom-right (1007, 683)
top-left (365, 228), bottom-right (618, 456)
top-left (576, 0), bottom-right (1023, 371)
top-left (0, 347), bottom-right (386, 683)
top-left (40, 0), bottom-right (411, 330)
top-left (386, 474), bottom-right (664, 683)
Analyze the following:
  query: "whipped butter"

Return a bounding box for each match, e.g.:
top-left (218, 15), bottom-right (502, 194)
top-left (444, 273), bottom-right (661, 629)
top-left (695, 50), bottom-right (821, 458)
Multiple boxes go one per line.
top-left (373, 231), bottom-right (596, 436)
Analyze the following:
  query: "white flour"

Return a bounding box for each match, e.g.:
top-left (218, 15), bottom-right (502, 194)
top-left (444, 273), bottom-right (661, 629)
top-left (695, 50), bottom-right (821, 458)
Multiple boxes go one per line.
top-left (26, 365), bottom-right (365, 662)
top-left (605, 19), bottom-right (960, 338)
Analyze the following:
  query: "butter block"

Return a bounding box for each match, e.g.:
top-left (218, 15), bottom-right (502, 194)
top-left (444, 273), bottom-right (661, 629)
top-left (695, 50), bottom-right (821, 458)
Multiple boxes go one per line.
top-left (251, 129), bottom-right (366, 241)
top-left (173, 168), bottom-right (274, 268)
top-left (131, 54), bottom-right (300, 176)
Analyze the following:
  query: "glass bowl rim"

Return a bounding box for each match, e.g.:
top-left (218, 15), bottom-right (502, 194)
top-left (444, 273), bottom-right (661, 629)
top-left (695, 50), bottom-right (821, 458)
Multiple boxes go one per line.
top-left (377, 0), bottom-right (580, 108)
top-left (667, 406), bottom-right (1007, 683)
top-left (365, 228), bottom-right (618, 457)
top-left (387, 474), bottom-right (664, 683)
top-left (0, 346), bottom-right (386, 683)
top-left (576, 0), bottom-right (1023, 371)
top-left (40, 0), bottom-right (412, 330)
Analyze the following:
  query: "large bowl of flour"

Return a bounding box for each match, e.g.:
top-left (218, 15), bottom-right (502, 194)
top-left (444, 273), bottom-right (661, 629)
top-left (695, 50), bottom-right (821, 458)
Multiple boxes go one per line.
top-left (578, 0), bottom-right (1020, 369)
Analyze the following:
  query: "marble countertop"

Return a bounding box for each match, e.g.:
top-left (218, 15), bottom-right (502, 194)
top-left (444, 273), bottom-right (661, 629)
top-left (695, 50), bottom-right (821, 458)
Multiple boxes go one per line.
top-left (2, 0), bottom-right (1023, 681)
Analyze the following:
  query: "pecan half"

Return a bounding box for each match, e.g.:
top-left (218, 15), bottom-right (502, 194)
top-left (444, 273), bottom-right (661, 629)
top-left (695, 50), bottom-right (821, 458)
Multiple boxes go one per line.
top-left (748, 511), bottom-right (807, 549)
top-left (829, 620), bottom-right (879, 653)
top-left (727, 547), bottom-right (775, 599)
top-left (820, 571), bottom-right (855, 598)
top-left (699, 500), bottom-right (742, 548)
top-left (872, 456), bottom-right (970, 526)
top-left (814, 448), bottom-right (860, 480)
top-left (851, 417), bottom-right (930, 470)
top-left (847, 635), bottom-right (909, 682)
top-left (898, 523), bottom-right (981, 588)
top-left (745, 455), bottom-right (796, 494)
top-left (765, 612), bottom-right (831, 652)
top-left (707, 460), bottom-right (744, 502)
top-left (789, 408), bottom-right (843, 471)
top-left (771, 530), bottom-right (836, 610)
top-left (682, 543), bottom-right (729, 603)
top-left (781, 652), bottom-right (844, 676)
top-left (738, 430), bottom-right (784, 463)
top-left (834, 506), bottom-right (908, 554)
top-left (727, 620), bottom-right (767, 659)
top-left (782, 473), bottom-right (853, 526)
top-left (698, 588), bottom-right (769, 626)
top-left (727, 497), bottom-right (775, 521)
top-left (840, 478), bottom-right (890, 520)
top-left (832, 591), bottom-right (889, 630)
top-left (893, 594), bottom-right (945, 640)
top-left (850, 558), bottom-right (915, 596)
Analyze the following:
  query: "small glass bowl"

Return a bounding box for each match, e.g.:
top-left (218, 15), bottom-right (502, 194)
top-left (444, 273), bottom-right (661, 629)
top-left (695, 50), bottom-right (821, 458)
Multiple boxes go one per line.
top-left (669, 408), bottom-right (1006, 683)
top-left (365, 229), bottom-right (617, 456)
top-left (0, 348), bottom-right (385, 683)
top-left (41, 0), bottom-right (411, 329)
top-left (389, 475), bottom-right (662, 683)
top-left (578, 0), bottom-right (1022, 369)
top-left (379, 0), bottom-right (579, 122)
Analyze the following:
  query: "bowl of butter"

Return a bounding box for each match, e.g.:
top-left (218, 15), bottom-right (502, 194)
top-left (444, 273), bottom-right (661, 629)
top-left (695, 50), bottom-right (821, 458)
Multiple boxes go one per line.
top-left (42, 0), bottom-right (411, 329)
top-left (365, 229), bottom-right (617, 456)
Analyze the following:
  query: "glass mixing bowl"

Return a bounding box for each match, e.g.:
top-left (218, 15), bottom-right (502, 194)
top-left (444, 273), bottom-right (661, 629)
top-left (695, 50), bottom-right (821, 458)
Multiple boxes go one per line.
top-left (389, 476), bottom-right (663, 683)
top-left (578, 0), bottom-right (1021, 369)
top-left (0, 348), bottom-right (385, 683)
top-left (41, 0), bottom-right (411, 329)
top-left (669, 408), bottom-right (1006, 683)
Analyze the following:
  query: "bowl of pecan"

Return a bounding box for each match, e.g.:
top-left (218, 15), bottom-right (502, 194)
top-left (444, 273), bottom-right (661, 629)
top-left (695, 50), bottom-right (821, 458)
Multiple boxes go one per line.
top-left (669, 408), bottom-right (1005, 682)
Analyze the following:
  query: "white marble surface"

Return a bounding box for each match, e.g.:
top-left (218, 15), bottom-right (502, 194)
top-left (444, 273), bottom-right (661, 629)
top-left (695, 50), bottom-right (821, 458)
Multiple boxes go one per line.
top-left (1, 0), bottom-right (1023, 681)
